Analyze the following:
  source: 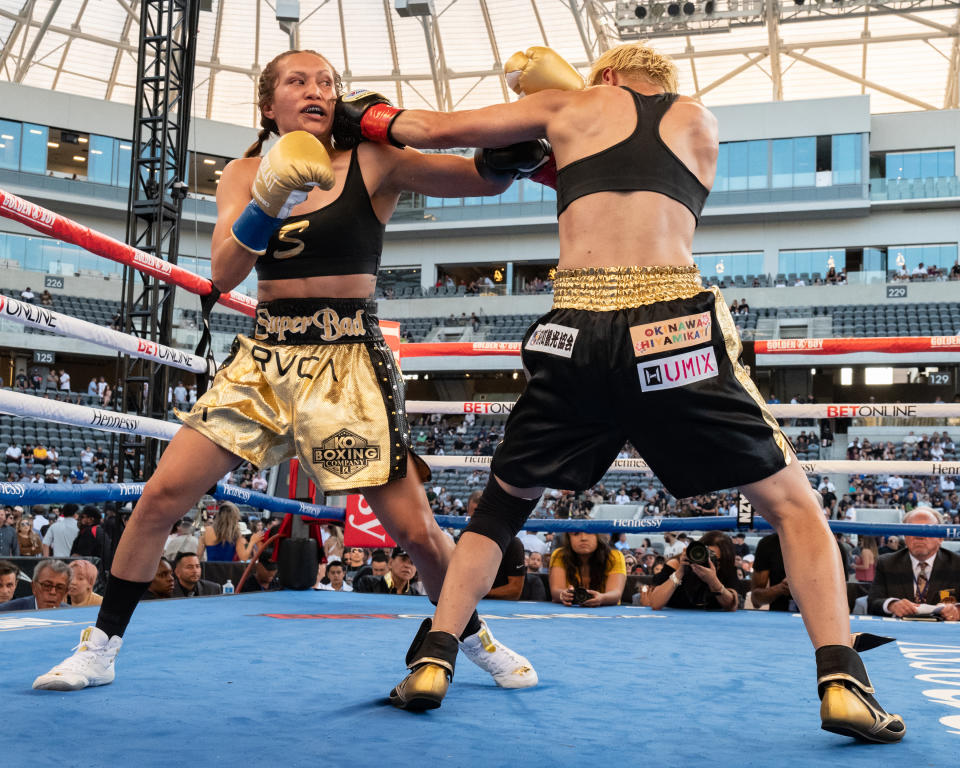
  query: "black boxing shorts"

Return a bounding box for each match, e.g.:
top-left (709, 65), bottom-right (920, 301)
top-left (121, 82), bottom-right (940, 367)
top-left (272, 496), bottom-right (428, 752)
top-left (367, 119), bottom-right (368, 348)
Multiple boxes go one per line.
top-left (490, 266), bottom-right (790, 498)
top-left (178, 298), bottom-right (428, 493)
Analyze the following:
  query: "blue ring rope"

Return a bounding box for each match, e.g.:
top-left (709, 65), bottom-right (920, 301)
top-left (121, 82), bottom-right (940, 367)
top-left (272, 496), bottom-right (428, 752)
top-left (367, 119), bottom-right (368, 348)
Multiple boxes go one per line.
top-left (1, 482), bottom-right (958, 538)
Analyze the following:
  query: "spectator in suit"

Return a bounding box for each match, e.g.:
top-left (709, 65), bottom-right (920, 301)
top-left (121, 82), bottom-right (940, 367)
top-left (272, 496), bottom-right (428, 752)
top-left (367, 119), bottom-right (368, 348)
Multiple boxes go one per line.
top-left (0, 559), bottom-right (70, 611)
top-left (171, 552), bottom-right (222, 597)
top-left (354, 547), bottom-right (425, 595)
top-left (0, 560), bottom-right (19, 603)
top-left (867, 507), bottom-right (960, 620)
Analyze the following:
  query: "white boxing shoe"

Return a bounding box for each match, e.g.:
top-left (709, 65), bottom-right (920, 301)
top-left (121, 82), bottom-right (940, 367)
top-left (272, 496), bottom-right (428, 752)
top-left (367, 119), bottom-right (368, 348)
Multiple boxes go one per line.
top-left (459, 620), bottom-right (538, 689)
top-left (33, 626), bottom-right (122, 691)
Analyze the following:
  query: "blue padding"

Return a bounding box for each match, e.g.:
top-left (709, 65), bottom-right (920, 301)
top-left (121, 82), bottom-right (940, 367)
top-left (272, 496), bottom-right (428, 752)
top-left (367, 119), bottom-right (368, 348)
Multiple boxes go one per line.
top-left (2, 483), bottom-right (958, 539)
top-left (212, 483), bottom-right (344, 521)
top-left (230, 199), bottom-right (281, 254)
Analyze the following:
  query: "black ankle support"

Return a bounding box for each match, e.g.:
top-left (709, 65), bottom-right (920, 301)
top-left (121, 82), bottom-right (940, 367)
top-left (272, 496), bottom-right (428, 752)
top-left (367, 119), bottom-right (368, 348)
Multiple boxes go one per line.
top-left (464, 475), bottom-right (540, 553)
top-left (95, 574), bottom-right (151, 639)
top-left (816, 644), bottom-right (871, 694)
top-left (427, 599), bottom-right (482, 641)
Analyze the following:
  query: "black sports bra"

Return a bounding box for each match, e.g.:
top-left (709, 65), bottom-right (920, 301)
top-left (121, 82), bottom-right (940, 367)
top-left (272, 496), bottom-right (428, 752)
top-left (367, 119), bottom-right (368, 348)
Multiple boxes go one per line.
top-left (555, 89), bottom-right (709, 221)
top-left (255, 149), bottom-right (384, 280)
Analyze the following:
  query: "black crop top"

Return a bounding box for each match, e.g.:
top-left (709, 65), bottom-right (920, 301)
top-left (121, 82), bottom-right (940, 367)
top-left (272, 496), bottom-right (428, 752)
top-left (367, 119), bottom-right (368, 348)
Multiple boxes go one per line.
top-left (255, 148), bottom-right (384, 280)
top-left (555, 89), bottom-right (709, 221)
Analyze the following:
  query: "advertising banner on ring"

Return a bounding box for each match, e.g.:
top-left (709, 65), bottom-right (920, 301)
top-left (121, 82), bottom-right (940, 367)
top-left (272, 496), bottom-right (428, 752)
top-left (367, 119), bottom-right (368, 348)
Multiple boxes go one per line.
top-left (343, 494), bottom-right (396, 549)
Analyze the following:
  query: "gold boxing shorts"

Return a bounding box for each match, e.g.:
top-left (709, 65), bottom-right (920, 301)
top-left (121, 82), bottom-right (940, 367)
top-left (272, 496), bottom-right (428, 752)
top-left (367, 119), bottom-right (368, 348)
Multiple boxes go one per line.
top-left (178, 298), bottom-right (427, 494)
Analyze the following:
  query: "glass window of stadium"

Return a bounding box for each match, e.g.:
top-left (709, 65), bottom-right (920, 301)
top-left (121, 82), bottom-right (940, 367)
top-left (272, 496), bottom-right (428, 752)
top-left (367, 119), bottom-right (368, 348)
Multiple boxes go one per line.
top-left (436, 265), bottom-right (507, 295)
top-left (694, 252), bottom-right (763, 279)
top-left (188, 152), bottom-right (228, 196)
top-left (46, 127), bottom-right (90, 179)
top-left (0, 120), bottom-right (21, 170)
top-left (719, 140), bottom-right (768, 191)
top-left (21, 123), bottom-right (49, 174)
top-left (888, 243), bottom-right (958, 272)
top-left (377, 267), bottom-right (422, 297)
top-left (771, 137), bottom-right (816, 188)
top-left (512, 263), bottom-right (554, 294)
top-left (882, 149), bottom-right (954, 180)
top-left (87, 134), bottom-right (115, 185)
top-left (831, 134), bottom-right (862, 185)
top-left (778, 249), bottom-right (846, 278)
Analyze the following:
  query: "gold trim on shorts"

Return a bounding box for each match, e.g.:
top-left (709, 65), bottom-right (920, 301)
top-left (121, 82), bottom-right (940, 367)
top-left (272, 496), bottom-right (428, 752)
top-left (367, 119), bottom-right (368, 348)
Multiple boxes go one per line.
top-left (551, 266), bottom-right (704, 311)
top-left (711, 286), bottom-right (791, 466)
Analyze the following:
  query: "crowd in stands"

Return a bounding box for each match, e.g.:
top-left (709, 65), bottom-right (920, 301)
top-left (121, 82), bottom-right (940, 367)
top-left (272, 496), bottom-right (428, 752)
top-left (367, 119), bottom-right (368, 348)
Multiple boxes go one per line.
top-left (3, 492), bottom-right (958, 622)
top-left (890, 261), bottom-right (960, 281)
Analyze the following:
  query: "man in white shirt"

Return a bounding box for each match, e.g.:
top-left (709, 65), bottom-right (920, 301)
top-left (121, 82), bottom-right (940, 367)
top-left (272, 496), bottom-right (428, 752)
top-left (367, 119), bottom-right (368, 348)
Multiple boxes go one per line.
top-left (20, 287), bottom-right (35, 303)
top-left (817, 477), bottom-right (836, 494)
top-left (517, 530), bottom-right (548, 556)
top-left (867, 507), bottom-right (960, 621)
top-left (887, 475), bottom-right (904, 491)
top-left (79, 446), bottom-right (94, 465)
top-left (59, 370), bottom-right (71, 392)
top-left (4, 443), bottom-right (21, 462)
top-left (315, 560), bottom-right (353, 591)
top-left (42, 505), bottom-right (79, 557)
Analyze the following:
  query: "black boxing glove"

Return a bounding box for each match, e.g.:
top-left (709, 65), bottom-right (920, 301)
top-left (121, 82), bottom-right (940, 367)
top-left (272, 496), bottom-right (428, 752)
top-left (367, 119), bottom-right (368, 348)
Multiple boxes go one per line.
top-left (332, 90), bottom-right (405, 149)
top-left (474, 139), bottom-right (556, 189)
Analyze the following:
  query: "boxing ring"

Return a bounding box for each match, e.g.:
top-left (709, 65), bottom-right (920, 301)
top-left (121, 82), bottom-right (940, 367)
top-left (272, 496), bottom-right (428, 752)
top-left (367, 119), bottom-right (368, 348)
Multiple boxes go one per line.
top-left (2, 189), bottom-right (960, 764)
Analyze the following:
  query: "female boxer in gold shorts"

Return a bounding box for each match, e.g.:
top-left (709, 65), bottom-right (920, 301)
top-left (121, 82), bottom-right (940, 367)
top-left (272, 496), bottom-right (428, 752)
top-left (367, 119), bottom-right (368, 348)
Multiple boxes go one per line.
top-left (33, 49), bottom-right (536, 693)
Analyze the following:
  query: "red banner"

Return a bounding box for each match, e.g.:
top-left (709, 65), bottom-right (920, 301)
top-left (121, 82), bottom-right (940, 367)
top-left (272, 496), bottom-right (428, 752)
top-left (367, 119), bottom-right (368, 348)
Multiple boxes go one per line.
top-left (756, 336), bottom-right (960, 355)
top-left (343, 494), bottom-right (396, 549)
top-left (399, 341), bottom-right (522, 358)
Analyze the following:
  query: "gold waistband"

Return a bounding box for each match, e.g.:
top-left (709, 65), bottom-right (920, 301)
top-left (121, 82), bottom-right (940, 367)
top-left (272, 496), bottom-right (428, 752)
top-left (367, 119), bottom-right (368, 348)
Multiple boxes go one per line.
top-left (551, 266), bottom-right (705, 311)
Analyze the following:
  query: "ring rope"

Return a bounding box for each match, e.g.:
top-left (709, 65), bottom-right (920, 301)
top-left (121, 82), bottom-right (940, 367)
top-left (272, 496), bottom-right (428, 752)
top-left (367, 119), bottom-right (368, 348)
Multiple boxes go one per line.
top-left (0, 294), bottom-right (211, 375)
top-left (405, 400), bottom-right (960, 418)
top-left (0, 482), bottom-right (957, 539)
top-left (0, 188), bottom-right (256, 316)
top-left (1, 390), bottom-right (958, 476)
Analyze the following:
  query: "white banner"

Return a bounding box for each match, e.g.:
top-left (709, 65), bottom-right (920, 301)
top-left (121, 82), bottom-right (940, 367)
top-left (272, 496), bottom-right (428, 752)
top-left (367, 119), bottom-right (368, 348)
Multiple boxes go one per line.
top-left (422, 454), bottom-right (960, 477)
top-left (0, 389), bottom-right (179, 441)
top-left (406, 400), bottom-right (960, 419)
top-left (0, 295), bottom-right (210, 374)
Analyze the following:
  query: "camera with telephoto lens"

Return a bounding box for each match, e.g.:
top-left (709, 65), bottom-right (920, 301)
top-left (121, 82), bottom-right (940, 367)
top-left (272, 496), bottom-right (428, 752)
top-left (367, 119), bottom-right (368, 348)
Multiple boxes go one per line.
top-left (686, 541), bottom-right (719, 568)
top-left (572, 586), bottom-right (591, 606)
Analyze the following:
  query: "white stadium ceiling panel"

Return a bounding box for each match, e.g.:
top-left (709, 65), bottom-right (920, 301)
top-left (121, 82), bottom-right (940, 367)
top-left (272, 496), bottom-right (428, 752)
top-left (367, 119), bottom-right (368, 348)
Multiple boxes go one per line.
top-left (1, 0), bottom-right (959, 133)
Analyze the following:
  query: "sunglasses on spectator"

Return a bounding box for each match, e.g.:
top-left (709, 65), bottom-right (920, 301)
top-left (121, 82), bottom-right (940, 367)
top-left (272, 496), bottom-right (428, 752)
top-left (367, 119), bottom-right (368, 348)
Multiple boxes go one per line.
top-left (37, 581), bottom-right (68, 594)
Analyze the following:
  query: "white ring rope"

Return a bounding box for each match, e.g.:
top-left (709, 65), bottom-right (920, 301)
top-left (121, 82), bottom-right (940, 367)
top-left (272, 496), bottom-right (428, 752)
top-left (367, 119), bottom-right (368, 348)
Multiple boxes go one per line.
top-left (0, 389), bottom-right (178, 441)
top-left (422, 454), bottom-right (960, 477)
top-left (2, 390), bottom-right (957, 477)
top-left (406, 400), bottom-right (960, 418)
top-left (0, 295), bottom-right (211, 375)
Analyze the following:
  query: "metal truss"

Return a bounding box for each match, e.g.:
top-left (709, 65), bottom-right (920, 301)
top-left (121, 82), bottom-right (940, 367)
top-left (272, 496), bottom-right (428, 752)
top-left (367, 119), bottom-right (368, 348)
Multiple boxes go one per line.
top-left (116, 0), bottom-right (200, 482)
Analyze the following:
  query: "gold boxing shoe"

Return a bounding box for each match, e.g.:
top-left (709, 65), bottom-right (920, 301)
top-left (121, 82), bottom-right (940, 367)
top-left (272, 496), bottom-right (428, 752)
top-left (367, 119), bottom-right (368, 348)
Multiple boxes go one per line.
top-left (389, 619), bottom-right (459, 711)
top-left (816, 644), bottom-right (905, 743)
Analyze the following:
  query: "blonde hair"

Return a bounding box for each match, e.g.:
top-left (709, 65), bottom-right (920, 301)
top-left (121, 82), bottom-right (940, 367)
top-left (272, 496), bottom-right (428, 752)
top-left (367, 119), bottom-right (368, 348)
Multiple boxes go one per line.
top-left (213, 501), bottom-right (242, 544)
top-left (587, 42), bottom-right (678, 93)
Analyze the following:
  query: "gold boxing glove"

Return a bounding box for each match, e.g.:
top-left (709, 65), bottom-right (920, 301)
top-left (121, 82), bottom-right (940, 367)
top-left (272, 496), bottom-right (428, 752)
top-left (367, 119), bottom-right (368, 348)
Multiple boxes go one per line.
top-left (231, 130), bottom-right (335, 256)
top-left (504, 46), bottom-right (584, 96)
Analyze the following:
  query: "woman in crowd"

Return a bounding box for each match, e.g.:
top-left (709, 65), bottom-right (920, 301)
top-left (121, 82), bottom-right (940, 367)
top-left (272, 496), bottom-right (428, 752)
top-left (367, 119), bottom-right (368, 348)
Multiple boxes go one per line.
top-left (323, 524), bottom-right (344, 562)
top-left (648, 531), bottom-right (740, 611)
top-left (549, 531), bottom-right (627, 607)
top-left (199, 502), bottom-right (262, 562)
top-left (853, 535), bottom-right (878, 583)
top-left (18, 518), bottom-right (43, 557)
top-left (35, 47), bottom-right (533, 692)
top-left (67, 559), bottom-right (102, 607)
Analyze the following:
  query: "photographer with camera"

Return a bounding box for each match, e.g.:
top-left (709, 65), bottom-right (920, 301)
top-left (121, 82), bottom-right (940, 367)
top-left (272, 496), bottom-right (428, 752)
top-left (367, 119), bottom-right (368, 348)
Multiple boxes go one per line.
top-left (647, 531), bottom-right (740, 611)
top-left (549, 532), bottom-right (627, 607)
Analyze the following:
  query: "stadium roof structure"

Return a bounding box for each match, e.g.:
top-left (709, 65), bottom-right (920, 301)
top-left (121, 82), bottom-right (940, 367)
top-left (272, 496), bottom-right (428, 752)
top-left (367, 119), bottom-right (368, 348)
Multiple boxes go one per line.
top-left (0, 0), bottom-right (958, 128)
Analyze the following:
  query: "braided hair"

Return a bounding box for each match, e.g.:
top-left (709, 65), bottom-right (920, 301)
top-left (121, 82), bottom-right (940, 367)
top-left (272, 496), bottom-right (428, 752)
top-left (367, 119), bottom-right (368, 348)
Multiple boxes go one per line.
top-left (243, 49), bottom-right (344, 158)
